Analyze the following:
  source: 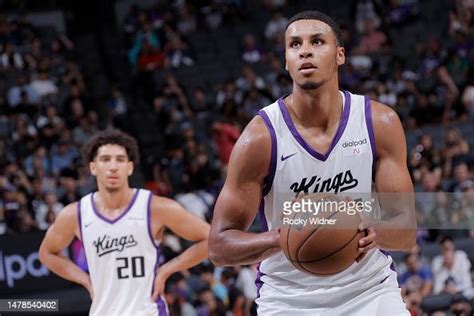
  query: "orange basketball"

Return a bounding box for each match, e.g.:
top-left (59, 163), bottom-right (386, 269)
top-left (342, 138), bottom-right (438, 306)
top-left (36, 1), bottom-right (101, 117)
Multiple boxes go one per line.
top-left (280, 193), bottom-right (364, 276)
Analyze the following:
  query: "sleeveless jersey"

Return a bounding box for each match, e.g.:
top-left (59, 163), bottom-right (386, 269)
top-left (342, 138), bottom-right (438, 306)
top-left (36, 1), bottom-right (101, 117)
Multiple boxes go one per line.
top-left (78, 189), bottom-right (168, 316)
top-left (257, 90), bottom-right (394, 288)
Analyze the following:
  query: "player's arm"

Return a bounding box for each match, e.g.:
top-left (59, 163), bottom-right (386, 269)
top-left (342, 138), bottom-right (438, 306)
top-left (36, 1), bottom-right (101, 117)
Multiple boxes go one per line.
top-left (369, 101), bottom-right (417, 251)
top-left (151, 197), bottom-right (209, 299)
top-left (151, 196), bottom-right (210, 276)
top-left (209, 116), bottom-right (280, 267)
top-left (39, 203), bottom-right (93, 297)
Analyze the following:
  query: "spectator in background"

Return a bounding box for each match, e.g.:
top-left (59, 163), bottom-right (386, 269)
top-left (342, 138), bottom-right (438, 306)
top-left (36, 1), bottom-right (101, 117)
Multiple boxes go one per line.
top-left (241, 34), bottom-right (264, 64)
top-left (106, 86), bottom-right (128, 128)
top-left (147, 163), bottom-right (173, 197)
top-left (448, 162), bottom-right (473, 194)
top-left (400, 251), bottom-right (432, 316)
top-left (201, 2), bottom-right (223, 31)
top-left (14, 209), bottom-right (38, 233)
top-left (211, 121), bottom-right (240, 166)
top-left (57, 169), bottom-right (80, 206)
top-left (34, 192), bottom-right (63, 230)
top-left (400, 252), bottom-right (433, 298)
top-left (216, 81), bottom-right (243, 109)
top-left (1, 42), bottom-right (24, 69)
top-left (235, 66), bottom-right (266, 93)
top-left (432, 237), bottom-right (473, 298)
top-left (264, 11), bottom-right (288, 41)
top-left (7, 75), bottom-right (39, 107)
top-left (196, 287), bottom-right (226, 316)
top-left (23, 145), bottom-right (50, 176)
top-left (442, 128), bottom-right (470, 177)
top-left (73, 116), bottom-right (97, 146)
top-left (128, 21), bottom-right (161, 71)
top-left (235, 264), bottom-right (257, 316)
top-left (36, 105), bottom-right (63, 131)
top-left (165, 36), bottom-right (195, 68)
top-left (177, 3), bottom-right (197, 34)
top-left (50, 140), bottom-right (78, 175)
top-left (353, 0), bottom-right (382, 35)
top-left (461, 71), bottom-right (474, 117)
top-left (30, 70), bottom-right (58, 100)
top-left (409, 134), bottom-right (442, 184)
top-left (137, 40), bottom-right (166, 72)
top-left (0, 202), bottom-right (8, 235)
top-left (240, 88), bottom-right (271, 121)
top-left (408, 93), bottom-right (443, 128)
top-left (354, 17), bottom-right (389, 55)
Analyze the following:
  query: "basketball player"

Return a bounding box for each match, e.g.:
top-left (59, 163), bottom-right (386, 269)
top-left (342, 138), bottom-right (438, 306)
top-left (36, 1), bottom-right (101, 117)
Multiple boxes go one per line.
top-left (39, 130), bottom-right (209, 315)
top-left (209, 11), bottom-right (416, 315)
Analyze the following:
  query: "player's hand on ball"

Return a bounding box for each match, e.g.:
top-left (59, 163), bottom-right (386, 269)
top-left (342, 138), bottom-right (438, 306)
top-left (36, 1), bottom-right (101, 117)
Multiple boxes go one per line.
top-left (356, 221), bottom-right (376, 262)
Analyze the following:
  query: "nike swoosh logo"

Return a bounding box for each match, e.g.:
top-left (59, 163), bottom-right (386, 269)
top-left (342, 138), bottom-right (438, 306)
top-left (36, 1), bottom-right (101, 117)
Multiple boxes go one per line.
top-left (85, 222), bottom-right (94, 227)
top-left (281, 153), bottom-right (297, 161)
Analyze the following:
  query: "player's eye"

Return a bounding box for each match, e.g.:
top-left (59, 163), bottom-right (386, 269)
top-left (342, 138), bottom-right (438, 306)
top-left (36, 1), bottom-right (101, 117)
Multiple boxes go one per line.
top-left (312, 39), bottom-right (323, 45)
top-left (290, 41), bottom-right (300, 48)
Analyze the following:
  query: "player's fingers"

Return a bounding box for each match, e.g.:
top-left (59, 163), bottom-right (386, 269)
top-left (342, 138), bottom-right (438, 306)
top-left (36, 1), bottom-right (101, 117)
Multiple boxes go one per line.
top-left (355, 252), bottom-right (366, 263)
top-left (291, 191), bottom-right (305, 203)
top-left (358, 222), bottom-right (369, 231)
top-left (151, 290), bottom-right (158, 302)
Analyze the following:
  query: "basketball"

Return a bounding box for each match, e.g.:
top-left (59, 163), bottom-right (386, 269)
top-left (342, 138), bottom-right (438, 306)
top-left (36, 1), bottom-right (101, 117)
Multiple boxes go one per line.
top-left (280, 193), bottom-right (365, 276)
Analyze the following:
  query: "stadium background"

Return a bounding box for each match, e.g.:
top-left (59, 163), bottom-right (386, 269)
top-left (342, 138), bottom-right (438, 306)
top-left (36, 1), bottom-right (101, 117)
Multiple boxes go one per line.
top-left (0, 0), bottom-right (473, 315)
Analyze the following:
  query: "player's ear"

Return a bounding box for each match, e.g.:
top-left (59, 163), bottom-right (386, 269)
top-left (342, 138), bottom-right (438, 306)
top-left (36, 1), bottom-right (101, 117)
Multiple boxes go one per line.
top-left (89, 161), bottom-right (97, 176)
top-left (336, 46), bottom-right (345, 66)
top-left (127, 161), bottom-right (133, 176)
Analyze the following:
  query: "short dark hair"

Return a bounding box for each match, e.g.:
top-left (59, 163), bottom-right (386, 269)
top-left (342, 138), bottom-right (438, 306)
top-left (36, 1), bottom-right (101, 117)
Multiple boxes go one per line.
top-left (286, 11), bottom-right (343, 47)
top-left (439, 236), bottom-right (453, 246)
top-left (83, 129), bottom-right (139, 165)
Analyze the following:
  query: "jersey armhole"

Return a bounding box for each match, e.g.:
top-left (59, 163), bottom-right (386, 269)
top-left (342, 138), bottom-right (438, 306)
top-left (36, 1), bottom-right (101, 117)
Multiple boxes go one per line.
top-left (364, 96), bottom-right (377, 182)
top-left (258, 110), bottom-right (277, 197)
top-left (77, 199), bottom-right (83, 242)
top-left (146, 192), bottom-right (160, 249)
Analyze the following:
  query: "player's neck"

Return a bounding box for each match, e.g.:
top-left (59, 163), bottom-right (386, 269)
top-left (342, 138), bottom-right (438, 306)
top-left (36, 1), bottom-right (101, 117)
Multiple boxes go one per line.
top-left (288, 85), bottom-right (342, 129)
top-left (95, 186), bottom-right (134, 214)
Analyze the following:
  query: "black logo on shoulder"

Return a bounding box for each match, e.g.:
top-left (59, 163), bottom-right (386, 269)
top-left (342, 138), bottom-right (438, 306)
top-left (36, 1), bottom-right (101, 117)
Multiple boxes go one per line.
top-left (93, 234), bottom-right (138, 257)
top-left (281, 153), bottom-right (297, 161)
top-left (290, 170), bottom-right (359, 194)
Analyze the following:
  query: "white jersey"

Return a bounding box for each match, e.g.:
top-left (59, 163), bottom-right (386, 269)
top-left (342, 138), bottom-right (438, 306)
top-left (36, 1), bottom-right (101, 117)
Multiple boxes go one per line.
top-left (78, 189), bottom-right (168, 316)
top-left (256, 91), bottom-right (403, 314)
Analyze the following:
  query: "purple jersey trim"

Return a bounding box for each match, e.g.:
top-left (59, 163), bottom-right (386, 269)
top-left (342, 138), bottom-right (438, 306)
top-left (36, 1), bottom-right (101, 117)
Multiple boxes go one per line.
top-left (152, 244), bottom-right (167, 315)
top-left (255, 263), bottom-right (266, 299)
top-left (277, 90), bottom-right (351, 162)
top-left (258, 109), bottom-right (277, 197)
top-left (77, 199), bottom-right (90, 271)
top-left (77, 199), bottom-right (83, 241)
top-left (364, 96), bottom-right (377, 180)
top-left (379, 249), bottom-right (397, 273)
top-left (258, 199), bottom-right (268, 232)
top-left (148, 192), bottom-right (167, 315)
top-left (91, 189), bottom-right (140, 224)
top-left (146, 191), bottom-right (159, 249)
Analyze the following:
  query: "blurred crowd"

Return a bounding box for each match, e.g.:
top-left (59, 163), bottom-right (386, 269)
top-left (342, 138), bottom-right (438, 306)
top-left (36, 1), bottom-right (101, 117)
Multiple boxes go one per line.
top-left (1, 0), bottom-right (474, 315)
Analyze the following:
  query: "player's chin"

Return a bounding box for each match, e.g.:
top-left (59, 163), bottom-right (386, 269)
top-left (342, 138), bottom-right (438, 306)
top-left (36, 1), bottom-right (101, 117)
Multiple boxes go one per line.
top-left (299, 80), bottom-right (323, 90)
top-left (104, 183), bottom-right (122, 191)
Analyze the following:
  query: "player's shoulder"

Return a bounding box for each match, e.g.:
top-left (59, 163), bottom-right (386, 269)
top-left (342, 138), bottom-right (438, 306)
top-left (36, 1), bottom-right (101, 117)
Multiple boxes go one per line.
top-left (149, 194), bottom-right (181, 213)
top-left (369, 100), bottom-right (406, 156)
top-left (369, 100), bottom-right (402, 130)
top-left (228, 115), bottom-right (272, 175)
top-left (53, 202), bottom-right (80, 229)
